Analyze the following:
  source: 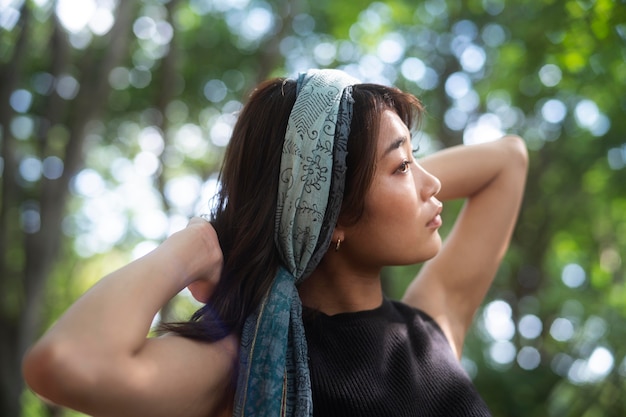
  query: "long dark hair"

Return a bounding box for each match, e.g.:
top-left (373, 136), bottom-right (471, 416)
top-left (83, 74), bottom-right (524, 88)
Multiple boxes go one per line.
top-left (161, 77), bottom-right (424, 341)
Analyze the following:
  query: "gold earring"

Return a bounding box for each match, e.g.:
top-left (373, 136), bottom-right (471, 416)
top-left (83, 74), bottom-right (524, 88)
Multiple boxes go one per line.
top-left (335, 238), bottom-right (342, 252)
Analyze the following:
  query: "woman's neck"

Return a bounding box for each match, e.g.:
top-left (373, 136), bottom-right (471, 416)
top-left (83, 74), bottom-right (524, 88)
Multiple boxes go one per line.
top-left (298, 257), bottom-right (384, 315)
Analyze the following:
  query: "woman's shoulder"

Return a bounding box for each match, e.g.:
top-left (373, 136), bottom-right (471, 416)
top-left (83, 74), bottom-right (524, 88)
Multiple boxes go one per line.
top-left (386, 299), bottom-right (449, 338)
top-left (389, 298), bottom-right (438, 321)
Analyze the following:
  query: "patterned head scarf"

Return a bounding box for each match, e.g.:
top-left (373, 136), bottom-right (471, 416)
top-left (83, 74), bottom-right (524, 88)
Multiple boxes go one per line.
top-left (233, 69), bottom-right (359, 417)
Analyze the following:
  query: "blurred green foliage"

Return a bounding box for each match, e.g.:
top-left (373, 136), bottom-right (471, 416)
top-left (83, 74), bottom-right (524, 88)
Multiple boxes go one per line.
top-left (1, 0), bottom-right (625, 416)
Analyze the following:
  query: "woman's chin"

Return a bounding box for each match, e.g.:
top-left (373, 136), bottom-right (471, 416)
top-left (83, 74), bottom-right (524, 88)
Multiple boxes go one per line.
top-left (415, 239), bottom-right (442, 263)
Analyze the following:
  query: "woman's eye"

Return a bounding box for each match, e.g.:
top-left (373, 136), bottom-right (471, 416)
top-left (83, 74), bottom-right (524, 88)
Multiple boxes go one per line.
top-left (398, 160), bottom-right (411, 174)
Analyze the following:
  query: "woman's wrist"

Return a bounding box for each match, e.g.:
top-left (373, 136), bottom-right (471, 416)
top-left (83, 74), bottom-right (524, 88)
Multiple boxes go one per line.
top-left (155, 219), bottom-right (223, 289)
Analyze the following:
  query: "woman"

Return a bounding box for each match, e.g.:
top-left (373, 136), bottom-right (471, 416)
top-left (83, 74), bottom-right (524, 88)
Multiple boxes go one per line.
top-left (23, 69), bottom-right (528, 417)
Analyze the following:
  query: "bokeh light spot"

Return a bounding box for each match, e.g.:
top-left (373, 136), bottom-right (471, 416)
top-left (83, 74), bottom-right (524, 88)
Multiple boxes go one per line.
top-left (42, 156), bottom-right (64, 180)
top-left (445, 72), bottom-right (471, 99)
top-left (489, 341), bottom-right (516, 366)
top-left (539, 64), bottom-right (562, 87)
top-left (550, 317), bottom-right (575, 342)
top-left (561, 263), bottom-right (585, 288)
top-left (483, 300), bottom-right (515, 341)
top-left (518, 314), bottom-right (543, 339)
top-left (19, 156), bottom-right (42, 182)
top-left (204, 79), bottom-right (228, 103)
top-left (517, 346), bottom-right (541, 370)
top-left (541, 99), bottom-right (567, 124)
top-left (10, 89), bottom-right (33, 113)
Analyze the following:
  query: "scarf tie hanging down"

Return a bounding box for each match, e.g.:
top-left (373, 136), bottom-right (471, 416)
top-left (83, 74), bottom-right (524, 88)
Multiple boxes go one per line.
top-left (233, 69), bottom-right (359, 417)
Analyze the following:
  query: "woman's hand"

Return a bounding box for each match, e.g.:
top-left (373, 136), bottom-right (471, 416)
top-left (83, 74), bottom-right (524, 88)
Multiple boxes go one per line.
top-left (178, 217), bottom-right (224, 302)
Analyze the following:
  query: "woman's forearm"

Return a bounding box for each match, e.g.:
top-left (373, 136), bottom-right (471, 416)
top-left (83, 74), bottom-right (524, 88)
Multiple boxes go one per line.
top-left (419, 135), bottom-right (528, 202)
top-left (40, 247), bottom-right (190, 355)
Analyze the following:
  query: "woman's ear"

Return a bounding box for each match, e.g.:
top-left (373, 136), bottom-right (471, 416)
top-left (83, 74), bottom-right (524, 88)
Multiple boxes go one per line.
top-left (187, 280), bottom-right (212, 303)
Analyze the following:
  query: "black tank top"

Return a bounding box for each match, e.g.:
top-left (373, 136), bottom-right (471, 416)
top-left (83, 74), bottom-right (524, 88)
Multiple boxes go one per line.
top-left (303, 298), bottom-right (492, 417)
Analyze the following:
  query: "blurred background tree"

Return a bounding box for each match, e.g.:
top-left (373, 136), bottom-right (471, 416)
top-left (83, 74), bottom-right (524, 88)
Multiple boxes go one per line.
top-left (1, 0), bottom-right (625, 416)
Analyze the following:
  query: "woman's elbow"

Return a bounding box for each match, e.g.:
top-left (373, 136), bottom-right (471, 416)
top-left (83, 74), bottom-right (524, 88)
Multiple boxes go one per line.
top-left (501, 134), bottom-right (529, 170)
top-left (22, 339), bottom-right (95, 406)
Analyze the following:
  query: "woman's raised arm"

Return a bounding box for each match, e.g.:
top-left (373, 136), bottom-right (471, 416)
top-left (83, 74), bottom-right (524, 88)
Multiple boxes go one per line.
top-left (22, 218), bottom-right (237, 417)
top-left (403, 135), bottom-right (528, 358)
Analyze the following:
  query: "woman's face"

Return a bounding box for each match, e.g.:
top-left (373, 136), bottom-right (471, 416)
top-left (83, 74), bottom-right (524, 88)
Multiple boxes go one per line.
top-left (342, 109), bottom-right (442, 269)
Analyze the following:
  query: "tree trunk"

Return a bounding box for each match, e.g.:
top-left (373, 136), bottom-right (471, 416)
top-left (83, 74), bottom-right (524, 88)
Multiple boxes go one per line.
top-left (0, 5), bottom-right (31, 416)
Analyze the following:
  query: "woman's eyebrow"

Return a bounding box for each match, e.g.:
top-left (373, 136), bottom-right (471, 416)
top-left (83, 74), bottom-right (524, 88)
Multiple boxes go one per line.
top-left (382, 137), bottom-right (407, 158)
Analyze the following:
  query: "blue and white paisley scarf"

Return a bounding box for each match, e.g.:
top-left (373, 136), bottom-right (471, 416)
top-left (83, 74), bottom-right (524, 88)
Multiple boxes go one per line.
top-left (233, 69), bottom-right (359, 417)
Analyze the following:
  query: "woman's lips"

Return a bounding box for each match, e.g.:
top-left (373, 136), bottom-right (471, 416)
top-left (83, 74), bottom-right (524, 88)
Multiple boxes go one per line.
top-left (427, 205), bottom-right (443, 228)
top-left (427, 214), bottom-right (442, 228)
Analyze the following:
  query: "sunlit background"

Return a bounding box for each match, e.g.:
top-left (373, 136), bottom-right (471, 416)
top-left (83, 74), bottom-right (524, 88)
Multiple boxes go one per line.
top-left (1, 0), bottom-right (625, 416)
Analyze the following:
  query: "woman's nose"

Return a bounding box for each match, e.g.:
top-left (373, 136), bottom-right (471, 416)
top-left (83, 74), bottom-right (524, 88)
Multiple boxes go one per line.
top-left (419, 166), bottom-right (441, 200)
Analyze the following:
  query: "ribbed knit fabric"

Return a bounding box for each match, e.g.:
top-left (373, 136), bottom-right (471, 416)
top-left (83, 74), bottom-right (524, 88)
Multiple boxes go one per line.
top-left (303, 298), bottom-right (492, 417)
